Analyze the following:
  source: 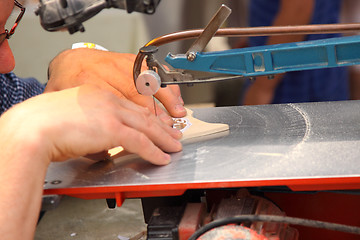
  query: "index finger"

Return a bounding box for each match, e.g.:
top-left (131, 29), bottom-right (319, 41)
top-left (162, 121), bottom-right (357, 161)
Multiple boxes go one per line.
top-left (155, 85), bottom-right (187, 118)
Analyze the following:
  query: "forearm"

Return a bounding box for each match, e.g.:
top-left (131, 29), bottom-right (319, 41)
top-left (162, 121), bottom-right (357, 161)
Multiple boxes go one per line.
top-left (244, 0), bottom-right (314, 105)
top-left (0, 110), bottom-right (50, 240)
top-left (269, 0), bottom-right (314, 45)
top-left (243, 74), bottom-right (284, 105)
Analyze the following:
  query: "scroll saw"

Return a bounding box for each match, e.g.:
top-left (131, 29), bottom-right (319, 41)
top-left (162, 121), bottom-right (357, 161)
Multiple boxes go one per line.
top-left (41, 4), bottom-right (360, 240)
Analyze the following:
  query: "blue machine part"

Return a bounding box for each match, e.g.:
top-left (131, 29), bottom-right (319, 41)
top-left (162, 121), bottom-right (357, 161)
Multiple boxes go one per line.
top-left (165, 35), bottom-right (360, 77)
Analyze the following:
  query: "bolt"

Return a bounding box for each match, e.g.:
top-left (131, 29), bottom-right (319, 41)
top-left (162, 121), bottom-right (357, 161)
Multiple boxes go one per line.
top-left (187, 52), bottom-right (197, 62)
top-left (51, 180), bottom-right (62, 185)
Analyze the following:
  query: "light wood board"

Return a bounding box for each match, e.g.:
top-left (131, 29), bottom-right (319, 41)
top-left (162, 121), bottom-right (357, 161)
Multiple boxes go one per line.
top-left (173, 108), bottom-right (229, 142)
top-left (109, 108), bottom-right (229, 160)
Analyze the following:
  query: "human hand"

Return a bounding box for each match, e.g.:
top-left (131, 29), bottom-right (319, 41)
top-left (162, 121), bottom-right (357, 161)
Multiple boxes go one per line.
top-left (45, 48), bottom-right (187, 124)
top-left (1, 85), bottom-right (182, 165)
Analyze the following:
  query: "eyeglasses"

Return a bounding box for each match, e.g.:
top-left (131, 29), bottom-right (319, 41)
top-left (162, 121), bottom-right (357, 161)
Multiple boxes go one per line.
top-left (0, 0), bottom-right (25, 45)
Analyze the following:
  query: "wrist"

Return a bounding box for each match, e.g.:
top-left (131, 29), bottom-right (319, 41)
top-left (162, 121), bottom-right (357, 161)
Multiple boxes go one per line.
top-left (0, 104), bottom-right (52, 167)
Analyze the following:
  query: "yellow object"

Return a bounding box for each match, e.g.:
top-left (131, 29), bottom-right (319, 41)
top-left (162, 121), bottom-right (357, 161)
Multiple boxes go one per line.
top-left (72, 42), bottom-right (108, 51)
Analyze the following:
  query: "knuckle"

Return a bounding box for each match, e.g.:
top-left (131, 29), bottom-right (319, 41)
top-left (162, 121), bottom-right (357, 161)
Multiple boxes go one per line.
top-left (124, 86), bottom-right (141, 100)
top-left (140, 108), bottom-right (156, 127)
top-left (75, 70), bottom-right (91, 83)
top-left (106, 115), bottom-right (120, 129)
top-left (142, 106), bottom-right (152, 116)
top-left (141, 114), bottom-right (155, 130)
top-left (136, 132), bottom-right (151, 149)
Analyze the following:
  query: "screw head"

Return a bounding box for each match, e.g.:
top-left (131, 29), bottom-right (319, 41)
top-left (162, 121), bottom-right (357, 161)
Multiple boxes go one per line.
top-left (187, 52), bottom-right (197, 61)
top-left (51, 180), bottom-right (62, 185)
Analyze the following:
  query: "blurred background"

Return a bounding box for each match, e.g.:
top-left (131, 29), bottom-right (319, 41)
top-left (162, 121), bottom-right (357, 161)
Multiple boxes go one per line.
top-left (7, 0), bottom-right (360, 107)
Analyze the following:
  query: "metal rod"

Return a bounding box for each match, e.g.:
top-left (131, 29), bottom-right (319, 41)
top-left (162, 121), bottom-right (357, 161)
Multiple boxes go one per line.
top-left (186, 4), bottom-right (231, 61)
top-left (146, 23), bottom-right (360, 47)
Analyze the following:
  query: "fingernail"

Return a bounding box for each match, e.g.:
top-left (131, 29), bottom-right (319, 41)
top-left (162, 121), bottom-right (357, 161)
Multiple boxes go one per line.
top-left (178, 96), bottom-right (184, 105)
top-left (163, 153), bottom-right (171, 164)
top-left (175, 104), bottom-right (186, 114)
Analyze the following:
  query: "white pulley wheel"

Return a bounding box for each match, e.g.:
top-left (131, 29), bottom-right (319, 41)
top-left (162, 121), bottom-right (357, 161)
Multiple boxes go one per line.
top-left (135, 70), bottom-right (161, 96)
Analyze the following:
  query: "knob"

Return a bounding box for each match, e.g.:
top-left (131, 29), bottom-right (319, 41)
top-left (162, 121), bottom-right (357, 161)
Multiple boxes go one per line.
top-left (135, 70), bottom-right (161, 96)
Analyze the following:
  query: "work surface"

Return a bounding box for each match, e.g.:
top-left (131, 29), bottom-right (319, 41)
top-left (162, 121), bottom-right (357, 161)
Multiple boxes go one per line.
top-left (44, 101), bottom-right (360, 202)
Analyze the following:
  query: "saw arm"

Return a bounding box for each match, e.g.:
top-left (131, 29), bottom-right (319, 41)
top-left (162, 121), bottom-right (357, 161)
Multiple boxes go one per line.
top-left (165, 34), bottom-right (360, 79)
top-left (133, 5), bottom-right (360, 96)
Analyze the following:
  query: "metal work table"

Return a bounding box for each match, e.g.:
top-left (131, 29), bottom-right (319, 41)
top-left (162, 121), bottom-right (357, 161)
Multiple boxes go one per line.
top-left (44, 101), bottom-right (360, 206)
